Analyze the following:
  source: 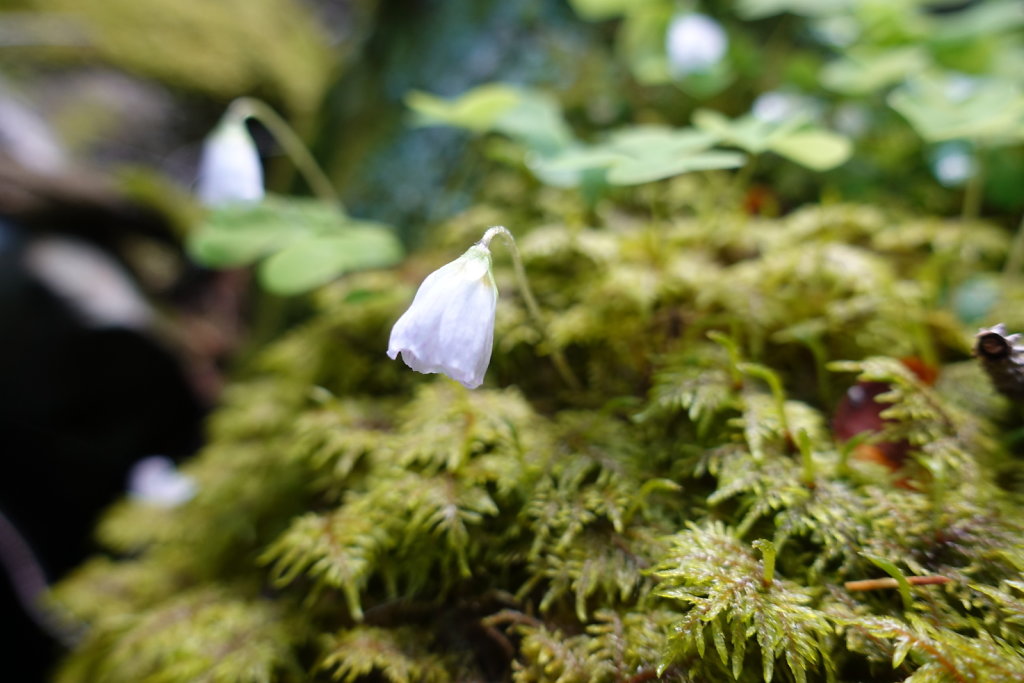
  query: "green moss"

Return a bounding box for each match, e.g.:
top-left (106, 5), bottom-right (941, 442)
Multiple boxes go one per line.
top-left (51, 179), bottom-right (1024, 680)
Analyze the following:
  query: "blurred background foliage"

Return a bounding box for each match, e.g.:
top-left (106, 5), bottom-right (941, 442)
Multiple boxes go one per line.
top-left (0, 0), bottom-right (1023, 681)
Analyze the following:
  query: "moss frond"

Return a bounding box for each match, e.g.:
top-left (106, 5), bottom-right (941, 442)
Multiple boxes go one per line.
top-left (653, 521), bottom-right (834, 683)
top-left (55, 589), bottom-right (302, 683)
top-left (316, 627), bottom-right (452, 683)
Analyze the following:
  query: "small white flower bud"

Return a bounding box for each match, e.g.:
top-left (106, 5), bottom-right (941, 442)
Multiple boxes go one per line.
top-left (665, 12), bottom-right (728, 76)
top-left (388, 243), bottom-right (498, 389)
top-left (196, 114), bottom-right (264, 206)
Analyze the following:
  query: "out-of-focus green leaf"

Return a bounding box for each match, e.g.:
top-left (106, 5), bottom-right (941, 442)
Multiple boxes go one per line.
top-left (189, 196), bottom-right (403, 294)
top-left (607, 150), bottom-right (745, 185)
top-left (674, 61), bottom-right (736, 99)
top-left (405, 85), bottom-right (523, 132)
top-left (567, 0), bottom-right (635, 21)
top-left (769, 129), bottom-right (853, 171)
top-left (258, 224), bottom-right (403, 295)
top-left (888, 75), bottom-right (1024, 145)
top-left (694, 109), bottom-right (852, 171)
top-left (736, 0), bottom-right (851, 20)
top-left (618, 3), bottom-right (675, 85)
top-left (821, 47), bottom-right (930, 95)
top-left (527, 147), bottom-right (624, 174)
top-left (189, 196), bottom-right (347, 267)
top-left (527, 125), bottom-right (740, 187)
top-left (606, 126), bottom-right (716, 157)
top-left (694, 109), bottom-right (800, 155)
top-left (492, 90), bottom-right (574, 155)
top-left (407, 85), bottom-right (574, 157)
top-left (931, 0), bottom-right (1024, 42)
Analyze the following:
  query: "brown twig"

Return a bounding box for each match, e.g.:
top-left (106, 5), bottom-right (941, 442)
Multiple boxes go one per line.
top-left (844, 575), bottom-right (952, 591)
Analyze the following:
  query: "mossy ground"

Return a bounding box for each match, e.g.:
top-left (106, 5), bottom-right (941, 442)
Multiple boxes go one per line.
top-left (52, 177), bottom-right (1024, 682)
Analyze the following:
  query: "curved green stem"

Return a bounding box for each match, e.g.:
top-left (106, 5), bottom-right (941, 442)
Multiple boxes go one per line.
top-left (228, 97), bottom-right (340, 206)
top-left (480, 226), bottom-right (582, 392)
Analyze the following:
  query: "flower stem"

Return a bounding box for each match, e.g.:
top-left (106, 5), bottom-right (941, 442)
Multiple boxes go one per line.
top-left (480, 226), bottom-right (582, 392)
top-left (960, 155), bottom-right (983, 221)
top-left (1003, 212), bottom-right (1024, 279)
top-left (227, 97), bottom-right (341, 206)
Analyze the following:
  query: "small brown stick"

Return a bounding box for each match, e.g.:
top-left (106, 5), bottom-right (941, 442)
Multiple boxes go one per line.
top-left (480, 608), bottom-right (544, 629)
top-left (845, 575), bottom-right (952, 591)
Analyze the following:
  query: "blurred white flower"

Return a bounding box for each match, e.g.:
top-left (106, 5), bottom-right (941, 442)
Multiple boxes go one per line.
top-left (931, 142), bottom-right (975, 187)
top-left (752, 91), bottom-right (822, 124)
top-left (24, 236), bottom-right (152, 330)
top-left (833, 102), bottom-right (870, 138)
top-left (665, 13), bottom-right (728, 76)
top-left (196, 113), bottom-right (263, 206)
top-left (128, 455), bottom-right (196, 508)
top-left (388, 242), bottom-right (498, 389)
top-left (0, 78), bottom-right (67, 175)
top-left (945, 74), bottom-right (979, 102)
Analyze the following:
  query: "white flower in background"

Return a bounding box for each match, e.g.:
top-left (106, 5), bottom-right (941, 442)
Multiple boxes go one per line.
top-left (931, 142), bottom-right (975, 187)
top-left (128, 455), bottom-right (197, 508)
top-left (752, 91), bottom-right (823, 124)
top-left (196, 113), bottom-right (264, 206)
top-left (833, 103), bottom-right (870, 138)
top-left (24, 236), bottom-right (152, 330)
top-left (665, 12), bottom-right (728, 76)
top-left (388, 242), bottom-right (498, 389)
top-left (0, 78), bottom-right (68, 175)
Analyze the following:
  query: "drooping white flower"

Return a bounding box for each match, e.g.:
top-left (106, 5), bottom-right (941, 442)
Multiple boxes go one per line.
top-left (196, 113), bottom-right (264, 206)
top-left (388, 242), bottom-right (498, 389)
top-left (665, 12), bottom-right (728, 76)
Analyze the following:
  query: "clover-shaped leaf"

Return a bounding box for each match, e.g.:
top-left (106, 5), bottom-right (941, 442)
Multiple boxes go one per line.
top-left (888, 74), bottom-right (1024, 145)
top-left (405, 84), bottom-right (524, 132)
top-left (821, 47), bottom-right (931, 95)
top-left (259, 222), bottom-right (402, 295)
top-left (189, 196), bottom-right (403, 295)
top-left (694, 109), bottom-right (852, 171)
top-left (528, 125), bottom-right (744, 187)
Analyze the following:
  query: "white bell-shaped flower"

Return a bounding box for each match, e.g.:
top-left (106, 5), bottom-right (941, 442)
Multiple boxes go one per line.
top-left (665, 12), bottom-right (728, 76)
top-left (388, 243), bottom-right (498, 389)
top-left (196, 113), bottom-right (264, 206)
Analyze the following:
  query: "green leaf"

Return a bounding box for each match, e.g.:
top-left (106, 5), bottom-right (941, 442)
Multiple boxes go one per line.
top-left (821, 47), bottom-right (931, 95)
top-left (528, 147), bottom-right (626, 174)
top-left (492, 89), bottom-right (574, 154)
top-left (606, 125), bottom-right (716, 157)
top-left (527, 125), bottom-right (731, 188)
top-left (618, 4), bottom-right (676, 85)
top-left (258, 224), bottom-right (403, 295)
top-left (189, 196), bottom-right (349, 268)
top-left (189, 196), bottom-right (402, 295)
top-left (695, 109), bottom-right (851, 171)
top-left (693, 109), bottom-right (795, 155)
top-left (769, 129), bottom-right (852, 171)
top-left (888, 74), bottom-right (1024, 144)
top-left (405, 84), bottom-right (524, 132)
top-left (736, 0), bottom-right (851, 20)
top-left (567, 0), bottom-right (634, 21)
top-left (606, 150), bottom-right (744, 185)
